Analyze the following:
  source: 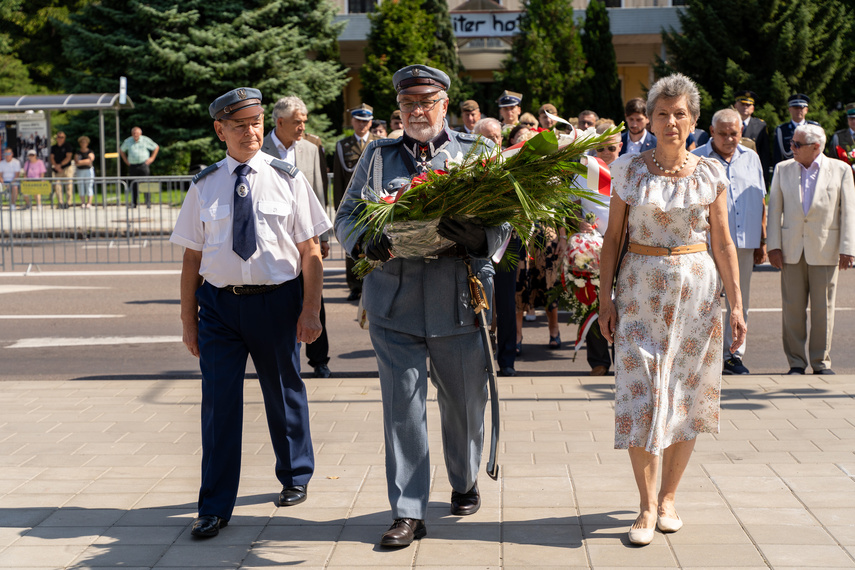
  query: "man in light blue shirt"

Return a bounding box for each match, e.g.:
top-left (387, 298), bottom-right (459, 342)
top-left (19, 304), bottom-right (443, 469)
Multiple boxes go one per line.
top-left (693, 108), bottom-right (767, 375)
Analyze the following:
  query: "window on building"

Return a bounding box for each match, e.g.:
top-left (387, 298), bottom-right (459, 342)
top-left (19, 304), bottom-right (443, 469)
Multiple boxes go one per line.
top-left (348, 0), bottom-right (378, 13)
top-left (604, 0), bottom-right (686, 6)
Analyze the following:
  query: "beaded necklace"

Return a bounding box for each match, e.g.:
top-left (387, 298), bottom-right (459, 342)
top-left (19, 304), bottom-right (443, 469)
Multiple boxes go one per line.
top-left (651, 148), bottom-right (689, 175)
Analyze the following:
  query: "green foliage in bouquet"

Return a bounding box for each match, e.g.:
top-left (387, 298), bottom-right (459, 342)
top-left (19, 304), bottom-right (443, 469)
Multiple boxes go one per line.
top-left (351, 125), bottom-right (622, 276)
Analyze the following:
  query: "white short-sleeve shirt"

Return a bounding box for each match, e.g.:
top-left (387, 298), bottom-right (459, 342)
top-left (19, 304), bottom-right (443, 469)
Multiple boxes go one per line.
top-left (170, 151), bottom-right (332, 287)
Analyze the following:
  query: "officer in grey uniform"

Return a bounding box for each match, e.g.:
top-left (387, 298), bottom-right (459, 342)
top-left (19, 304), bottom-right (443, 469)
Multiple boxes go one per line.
top-left (171, 87), bottom-right (331, 539)
top-left (334, 65), bottom-right (510, 548)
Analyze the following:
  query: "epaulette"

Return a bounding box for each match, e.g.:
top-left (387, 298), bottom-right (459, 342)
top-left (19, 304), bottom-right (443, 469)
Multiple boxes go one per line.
top-left (456, 132), bottom-right (478, 142)
top-left (191, 163), bottom-right (220, 184)
top-left (270, 158), bottom-right (300, 178)
top-left (303, 133), bottom-right (323, 148)
top-left (373, 138), bottom-right (401, 147)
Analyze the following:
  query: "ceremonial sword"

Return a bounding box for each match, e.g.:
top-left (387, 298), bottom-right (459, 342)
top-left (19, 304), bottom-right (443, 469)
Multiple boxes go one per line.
top-left (464, 260), bottom-right (500, 480)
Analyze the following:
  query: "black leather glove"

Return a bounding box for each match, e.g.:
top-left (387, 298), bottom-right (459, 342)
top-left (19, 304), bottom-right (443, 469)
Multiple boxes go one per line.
top-left (437, 217), bottom-right (488, 256)
top-left (363, 232), bottom-right (393, 262)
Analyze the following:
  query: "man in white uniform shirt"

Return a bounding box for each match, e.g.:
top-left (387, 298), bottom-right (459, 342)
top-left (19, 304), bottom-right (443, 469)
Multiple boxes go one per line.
top-left (170, 87), bottom-right (332, 539)
top-left (693, 108), bottom-right (767, 375)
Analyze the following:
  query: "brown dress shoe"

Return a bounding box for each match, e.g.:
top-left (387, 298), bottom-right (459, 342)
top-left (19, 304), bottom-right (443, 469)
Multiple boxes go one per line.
top-left (379, 518), bottom-right (426, 547)
top-left (590, 365), bottom-right (608, 376)
top-left (450, 483), bottom-right (480, 515)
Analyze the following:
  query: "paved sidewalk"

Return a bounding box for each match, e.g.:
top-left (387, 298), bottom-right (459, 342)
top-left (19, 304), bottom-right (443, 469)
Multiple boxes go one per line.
top-left (1, 373), bottom-right (855, 569)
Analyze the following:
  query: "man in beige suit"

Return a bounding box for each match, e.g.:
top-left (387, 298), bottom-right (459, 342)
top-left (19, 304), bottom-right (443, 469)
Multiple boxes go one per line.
top-left (262, 96), bottom-right (333, 378)
top-left (767, 124), bottom-right (855, 375)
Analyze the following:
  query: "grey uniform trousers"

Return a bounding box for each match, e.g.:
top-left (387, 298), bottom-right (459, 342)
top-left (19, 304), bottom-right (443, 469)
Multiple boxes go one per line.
top-left (369, 324), bottom-right (488, 520)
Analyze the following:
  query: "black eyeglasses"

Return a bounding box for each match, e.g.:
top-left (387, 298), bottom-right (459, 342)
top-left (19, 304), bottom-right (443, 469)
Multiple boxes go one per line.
top-left (398, 99), bottom-right (442, 113)
top-left (790, 140), bottom-right (813, 149)
top-left (596, 145), bottom-right (618, 153)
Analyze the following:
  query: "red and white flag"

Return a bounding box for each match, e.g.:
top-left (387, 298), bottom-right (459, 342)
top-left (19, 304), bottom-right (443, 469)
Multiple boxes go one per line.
top-left (585, 156), bottom-right (611, 196)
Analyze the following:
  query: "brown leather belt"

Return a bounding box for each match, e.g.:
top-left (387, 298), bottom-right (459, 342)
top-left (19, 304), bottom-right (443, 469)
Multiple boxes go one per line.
top-left (628, 242), bottom-right (707, 256)
top-left (221, 283), bottom-right (285, 295)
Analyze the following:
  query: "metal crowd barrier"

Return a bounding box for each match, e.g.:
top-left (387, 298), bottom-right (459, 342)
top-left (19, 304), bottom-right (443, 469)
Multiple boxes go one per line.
top-left (1, 173), bottom-right (348, 270)
top-left (0, 175), bottom-right (191, 270)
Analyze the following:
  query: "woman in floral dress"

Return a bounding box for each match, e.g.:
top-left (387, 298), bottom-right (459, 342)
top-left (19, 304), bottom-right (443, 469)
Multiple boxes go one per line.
top-left (598, 74), bottom-right (747, 546)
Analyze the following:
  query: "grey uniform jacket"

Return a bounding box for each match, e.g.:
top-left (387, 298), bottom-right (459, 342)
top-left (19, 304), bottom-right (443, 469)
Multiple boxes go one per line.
top-left (334, 128), bottom-right (511, 338)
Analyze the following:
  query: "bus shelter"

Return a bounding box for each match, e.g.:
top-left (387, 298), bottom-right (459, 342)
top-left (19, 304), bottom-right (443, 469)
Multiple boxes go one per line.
top-left (0, 93), bottom-right (135, 178)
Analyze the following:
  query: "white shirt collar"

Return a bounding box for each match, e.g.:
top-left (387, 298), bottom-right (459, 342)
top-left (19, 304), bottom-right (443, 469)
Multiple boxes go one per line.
top-left (271, 130), bottom-right (294, 152)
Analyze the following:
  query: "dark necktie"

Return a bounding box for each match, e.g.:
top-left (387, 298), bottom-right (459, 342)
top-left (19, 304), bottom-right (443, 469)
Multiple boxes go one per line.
top-left (232, 164), bottom-right (256, 261)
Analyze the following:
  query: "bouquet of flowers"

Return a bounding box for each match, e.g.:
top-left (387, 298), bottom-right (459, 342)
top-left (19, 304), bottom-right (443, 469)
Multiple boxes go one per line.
top-left (550, 213), bottom-right (603, 324)
top-left (351, 125), bottom-right (622, 277)
top-left (835, 145), bottom-right (855, 170)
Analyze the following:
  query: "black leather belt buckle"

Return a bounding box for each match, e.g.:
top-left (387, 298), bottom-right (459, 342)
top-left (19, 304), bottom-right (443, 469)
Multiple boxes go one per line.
top-left (224, 283), bottom-right (283, 295)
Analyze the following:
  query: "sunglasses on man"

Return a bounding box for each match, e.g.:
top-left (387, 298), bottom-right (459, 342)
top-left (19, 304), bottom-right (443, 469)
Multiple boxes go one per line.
top-left (790, 140), bottom-right (814, 150)
top-left (596, 145), bottom-right (618, 153)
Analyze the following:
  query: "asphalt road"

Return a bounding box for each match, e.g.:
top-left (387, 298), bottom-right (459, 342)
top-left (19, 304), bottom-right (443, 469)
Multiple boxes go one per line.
top-left (1, 258), bottom-right (854, 381)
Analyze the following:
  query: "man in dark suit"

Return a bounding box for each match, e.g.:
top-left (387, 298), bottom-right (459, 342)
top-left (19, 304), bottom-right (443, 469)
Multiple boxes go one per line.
top-left (734, 90), bottom-right (772, 179)
top-left (261, 95), bottom-right (333, 379)
top-left (333, 103), bottom-right (380, 301)
top-left (619, 97), bottom-right (656, 156)
top-left (458, 100), bottom-right (481, 134)
top-left (773, 93), bottom-right (820, 167)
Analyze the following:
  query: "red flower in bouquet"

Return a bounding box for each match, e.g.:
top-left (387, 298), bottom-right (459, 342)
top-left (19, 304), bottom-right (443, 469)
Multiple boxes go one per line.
top-left (835, 146), bottom-right (855, 165)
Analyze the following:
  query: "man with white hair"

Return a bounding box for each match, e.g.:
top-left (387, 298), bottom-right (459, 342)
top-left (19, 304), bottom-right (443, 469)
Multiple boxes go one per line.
top-left (693, 108), bottom-right (767, 375)
top-left (261, 96), bottom-right (333, 378)
top-left (767, 123), bottom-right (855, 375)
top-left (335, 64), bottom-right (510, 548)
top-left (472, 117), bottom-right (503, 147)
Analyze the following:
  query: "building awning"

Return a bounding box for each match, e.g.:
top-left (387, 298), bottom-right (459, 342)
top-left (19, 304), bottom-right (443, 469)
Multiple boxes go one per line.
top-left (0, 93), bottom-right (134, 113)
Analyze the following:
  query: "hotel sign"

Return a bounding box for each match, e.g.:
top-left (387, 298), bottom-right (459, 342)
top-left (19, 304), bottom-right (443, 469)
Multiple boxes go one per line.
top-left (451, 11), bottom-right (523, 37)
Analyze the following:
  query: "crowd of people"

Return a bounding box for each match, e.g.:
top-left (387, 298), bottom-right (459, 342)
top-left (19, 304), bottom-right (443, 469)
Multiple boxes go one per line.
top-left (1, 127), bottom-right (159, 210)
top-left (166, 65), bottom-right (853, 551)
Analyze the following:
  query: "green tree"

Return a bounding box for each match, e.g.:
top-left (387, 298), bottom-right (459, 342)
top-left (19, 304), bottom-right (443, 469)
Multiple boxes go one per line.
top-left (359, 0), bottom-right (437, 124)
top-left (495, 0), bottom-right (586, 118)
top-left (60, 0), bottom-right (347, 174)
top-left (421, 0), bottom-right (471, 106)
top-left (578, 0), bottom-right (622, 122)
top-left (657, 0), bottom-right (854, 133)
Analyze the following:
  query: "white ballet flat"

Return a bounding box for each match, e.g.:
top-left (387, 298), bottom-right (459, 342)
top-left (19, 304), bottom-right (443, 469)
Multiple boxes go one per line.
top-left (657, 514), bottom-right (683, 533)
top-left (628, 526), bottom-right (655, 545)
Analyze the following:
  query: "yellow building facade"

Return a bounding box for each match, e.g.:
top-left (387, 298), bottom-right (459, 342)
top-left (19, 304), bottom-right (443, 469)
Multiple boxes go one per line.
top-left (334, 0), bottom-right (684, 122)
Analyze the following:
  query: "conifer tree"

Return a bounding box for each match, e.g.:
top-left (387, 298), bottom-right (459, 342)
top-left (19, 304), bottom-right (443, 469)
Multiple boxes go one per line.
top-left (60, 0), bottom-right (347, 173)
top-left (657, 0), bottom-right (854, 133)
top-left (421, 0), bottom-right (470, 105)
top-left (495, 0), bottom-right (585, 118)
top-left (578, 0), bottom-right (622, 122)
top-left (359, 0), bottom-right (437, 124)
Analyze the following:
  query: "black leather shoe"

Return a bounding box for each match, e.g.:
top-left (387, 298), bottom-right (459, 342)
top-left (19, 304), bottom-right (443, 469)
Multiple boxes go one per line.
top-left (379, 518), bottom-right (426, 547)
top-left (313, 364), bottom-right (331, 378)
top-left (278, 484), bottom-right (307, 506)
top-left (815, 369), bottom-right (836, 375)
top-left (450, 483), bottom-right (480, 516)
top-left (787, 367), bottom-right (806, 375)
top-left (498, 367), bottom-right (516, 377)
top-left (190, 515), bottom-right (227, 538)
top-left (346, 290), bottom-right (361, 301)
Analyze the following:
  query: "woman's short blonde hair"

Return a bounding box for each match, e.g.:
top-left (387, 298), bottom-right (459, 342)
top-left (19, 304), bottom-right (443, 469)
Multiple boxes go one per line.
top-left (78, 135), bottom-right (90, 145)
top-left (647, 74), bottom-right (701, 122)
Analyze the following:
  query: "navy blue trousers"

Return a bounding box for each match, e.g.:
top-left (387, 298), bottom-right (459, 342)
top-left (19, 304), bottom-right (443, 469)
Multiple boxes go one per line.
top-left (196, 280), bottom-right (314, 520)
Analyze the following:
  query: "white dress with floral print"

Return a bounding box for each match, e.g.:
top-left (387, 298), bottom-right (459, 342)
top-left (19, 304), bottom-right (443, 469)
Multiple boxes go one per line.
top-left (610, 153), bottom-right (728, 455)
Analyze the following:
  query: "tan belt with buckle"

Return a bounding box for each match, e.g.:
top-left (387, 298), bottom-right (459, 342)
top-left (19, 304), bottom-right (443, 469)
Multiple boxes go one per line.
top-left (627, 242), bottom-right (707, 256)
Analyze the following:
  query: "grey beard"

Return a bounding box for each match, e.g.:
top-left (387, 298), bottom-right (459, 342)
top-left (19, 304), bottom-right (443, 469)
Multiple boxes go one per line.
top-left (405, 116), bottom-right (444, 143)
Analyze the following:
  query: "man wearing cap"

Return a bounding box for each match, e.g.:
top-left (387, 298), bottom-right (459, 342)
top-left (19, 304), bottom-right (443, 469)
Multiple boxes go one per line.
top-left (538, 103), bottom-right (558, 130)
top-left (389, 109), bottom-right (404, 133)
top-left (773, 93), bottom-right (820, 166)
top-left (458, 100), bottom-right (481, 134)
top-left (335, 64), bottom-right (510, 548)
top-left (497, 90), bottom-right (522, 146)
top-left (830, 103), bottom-right (855, 153)
top-left (261, 95), bottom-right (334, 379)
top-left (170, 87), bottom-right (332, 539)
top-left (334, 103), bottom-right (381, 301)
top-left (734, 90), bottom-right (771, 178)
top-left (767, 123), bottom-right (855, 375)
